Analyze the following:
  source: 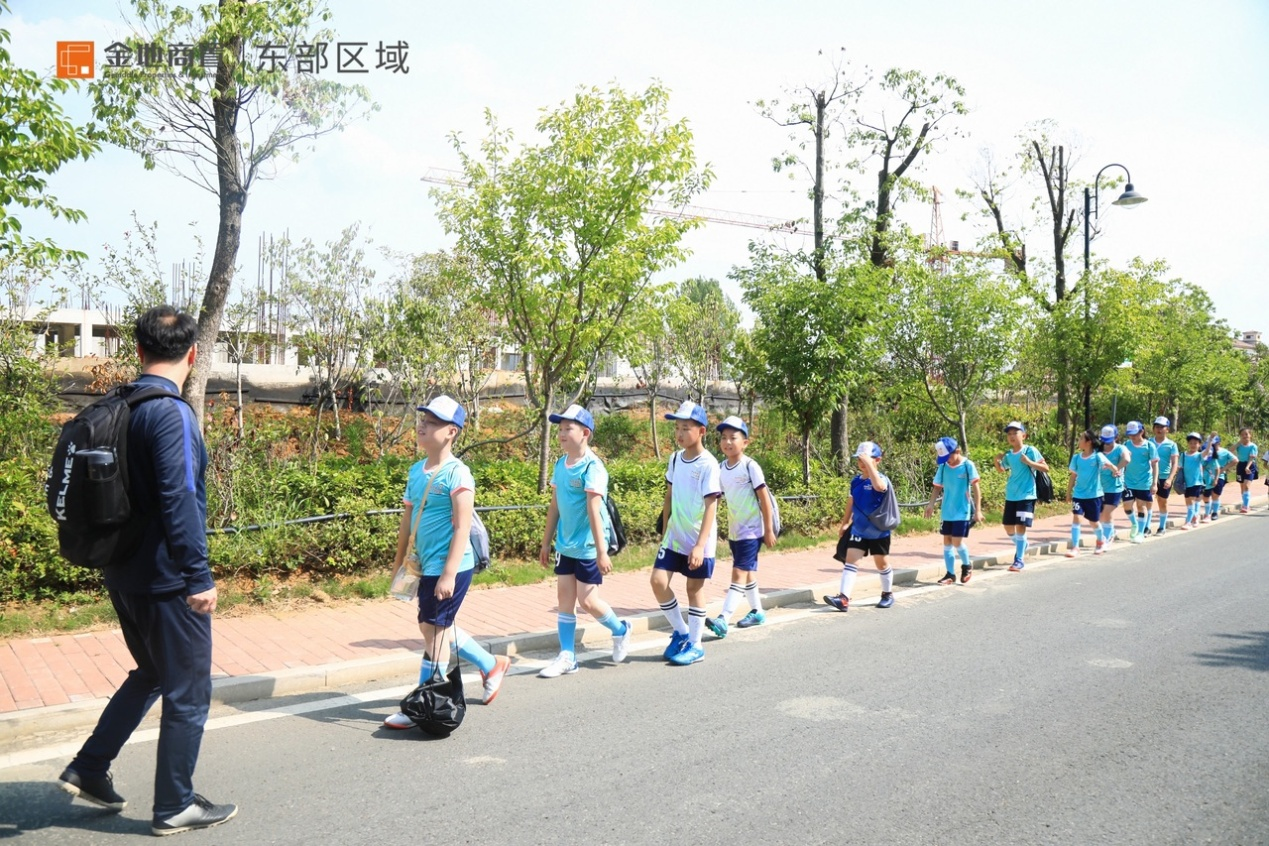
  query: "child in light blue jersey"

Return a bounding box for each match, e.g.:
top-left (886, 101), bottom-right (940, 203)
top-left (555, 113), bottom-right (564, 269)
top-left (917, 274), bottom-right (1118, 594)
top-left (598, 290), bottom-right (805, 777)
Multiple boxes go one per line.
top-left (1235, 428), bottom-right (1259, 513)
top-left (1097, 424), bottom-right (1131, 549)
top-left (1200, 434), bottom-right (1236, 522)
top-left (925, 437), bottom-right (981, 585)
top-left (825, 442), bottom-right (897, 611)
top-left (706, 416), bottom-right (776, 638)
top-left (1067, 429), bottom-right (1119, 557)
top-left (653, 401), bottom-right (722, 666)
top-left (536, 405), bottom-right (632, 679)
top-left (383, 396), bottom-right (510, 729)
top-left (995, 421), bottom-right (1049, 572)
top-left (1179, 433), bottom-right (1206, 530)
top-left (1119, 421), bottom-right (1159, 543)
top-left (1150, 416), bottom-right (1179, 535)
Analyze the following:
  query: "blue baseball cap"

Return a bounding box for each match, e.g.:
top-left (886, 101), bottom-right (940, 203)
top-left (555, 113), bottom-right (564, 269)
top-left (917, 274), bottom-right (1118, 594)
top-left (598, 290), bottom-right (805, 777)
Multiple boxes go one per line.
top-left (549, 403), bottom-right (595, 432)
top-left (417, 395), bottom-right (466, 429)
top-left (855, 441), bottom-right (883, 459)
top-left (1099, 424), bottom-right (1118, 443)
top-left (935, 436), bottom-right (959, 465)
top-left (1004, 421), bottom-right (1026, 433)
top-left (1153, 416), bottom-right (1170, 428)
top-left (716, 415), bottom-right (749, 437)
top-left (1210, 434), bottom-right (1221, 445)
top-left (1125, 420), bottom-right (1144, 436)
top-left (665, 400), bottom-right (708, 427)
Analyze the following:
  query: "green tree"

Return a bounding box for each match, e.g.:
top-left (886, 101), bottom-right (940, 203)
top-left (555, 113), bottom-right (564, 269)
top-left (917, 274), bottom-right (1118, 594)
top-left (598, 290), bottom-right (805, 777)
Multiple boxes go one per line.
top-left (665, 277), bottom-right (740, 411)
top-left (89, 0), bottom-right (375, 422)
top-left (626, 288), bottom-right (675, 460)
top-left (736, 245), bottom-right (885, 485)
top-left (887, 260), bottom-right (1025, 448)
top-left (434, 82), bottom-right (710, 490)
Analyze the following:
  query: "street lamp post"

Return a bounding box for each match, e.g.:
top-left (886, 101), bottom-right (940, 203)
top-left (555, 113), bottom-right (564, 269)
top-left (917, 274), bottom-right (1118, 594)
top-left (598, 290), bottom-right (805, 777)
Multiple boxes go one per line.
top-left (1082, 164), bottom-right (1147, 429)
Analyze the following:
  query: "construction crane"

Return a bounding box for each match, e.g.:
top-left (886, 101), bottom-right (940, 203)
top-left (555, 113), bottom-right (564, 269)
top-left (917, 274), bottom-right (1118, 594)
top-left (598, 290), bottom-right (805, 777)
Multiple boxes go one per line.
top-left (419, 167), bottom-right (800, 233)
top-left (927, 184), bottom-right (1006, 270)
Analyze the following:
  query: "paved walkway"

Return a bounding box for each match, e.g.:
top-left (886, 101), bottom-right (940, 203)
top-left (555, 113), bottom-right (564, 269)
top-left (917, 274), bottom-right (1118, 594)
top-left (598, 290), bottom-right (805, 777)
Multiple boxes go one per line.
top-left (1, 484), bottom-right (1261, 715)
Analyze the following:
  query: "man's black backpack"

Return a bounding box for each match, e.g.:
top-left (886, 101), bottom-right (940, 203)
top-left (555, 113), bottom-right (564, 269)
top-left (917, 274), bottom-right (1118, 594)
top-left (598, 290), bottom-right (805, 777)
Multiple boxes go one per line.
top-left (604, 497), bottom-right (627, 556)
top-left (45, 384), bottom-right (184, 569)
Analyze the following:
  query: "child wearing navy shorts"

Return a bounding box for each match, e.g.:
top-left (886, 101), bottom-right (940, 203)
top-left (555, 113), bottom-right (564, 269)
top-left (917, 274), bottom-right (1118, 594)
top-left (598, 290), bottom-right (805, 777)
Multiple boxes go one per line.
top-left (924, 437), bottom-right (982, 585)
top-left (1067, 429), bottom-right (1120, 557)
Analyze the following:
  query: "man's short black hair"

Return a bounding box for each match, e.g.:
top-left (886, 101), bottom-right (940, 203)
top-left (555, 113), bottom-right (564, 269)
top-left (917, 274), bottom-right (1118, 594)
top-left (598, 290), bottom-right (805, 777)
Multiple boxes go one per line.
top-left (135, 305), bottom-right (199, 363)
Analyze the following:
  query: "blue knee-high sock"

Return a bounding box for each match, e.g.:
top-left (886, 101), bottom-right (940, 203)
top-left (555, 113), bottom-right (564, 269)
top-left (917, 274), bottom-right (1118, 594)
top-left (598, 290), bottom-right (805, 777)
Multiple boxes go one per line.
top-left (418, 658), bottom-right (439, 685)
top-left (1071, 524), bottom-right (1081, 548)
top-left (595, 610), bottom-right (625, 636)
top-left (1101, 521), bottom-right (1113, 541)
top-left (1158, 509), bottom-right (1168, 530)
top-left (1210, 500), bottom-right (1220, 517)
top-left (557, 612), bottom-right (577, 655)
top-left (956, 545), bottom-right (971, 568)
top-left (1186, 503), bottom-right (1195, 523)
top-left (1128, 513), bottom-right (1139, 533)
top-left (454, 628), bottom-right (496, 674)
top-left (942, 545), bottom-right (955, 575)
top-left (1243, 491), bottom-right (1251, 508)
top-left (1013, 534), bottom-right (1028, 561)
top-left (1145, 508), bottom-right (1153, 529)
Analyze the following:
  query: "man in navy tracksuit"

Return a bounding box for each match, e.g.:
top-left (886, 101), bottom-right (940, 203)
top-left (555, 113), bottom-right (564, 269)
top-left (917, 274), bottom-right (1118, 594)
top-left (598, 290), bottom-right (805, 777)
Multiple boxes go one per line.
top-left (59, 306), bottom-right (236, 836)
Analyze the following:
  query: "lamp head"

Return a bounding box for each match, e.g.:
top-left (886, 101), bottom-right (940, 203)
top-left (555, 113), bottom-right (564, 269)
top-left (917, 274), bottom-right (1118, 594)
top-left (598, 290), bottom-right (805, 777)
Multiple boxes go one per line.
top-left (1113, 183), bottom-right (1147, 207)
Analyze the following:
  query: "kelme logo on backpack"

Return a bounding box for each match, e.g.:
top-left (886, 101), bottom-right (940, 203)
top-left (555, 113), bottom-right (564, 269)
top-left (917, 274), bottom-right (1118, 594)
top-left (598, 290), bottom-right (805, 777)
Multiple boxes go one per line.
top-left (45, 384), bottom-right (185, 569)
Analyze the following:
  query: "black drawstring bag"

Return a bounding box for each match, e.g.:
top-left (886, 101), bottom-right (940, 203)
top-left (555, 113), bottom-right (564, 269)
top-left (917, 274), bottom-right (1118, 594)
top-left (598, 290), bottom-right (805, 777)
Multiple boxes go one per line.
top-left (399, 632), bottom-right (466, 737)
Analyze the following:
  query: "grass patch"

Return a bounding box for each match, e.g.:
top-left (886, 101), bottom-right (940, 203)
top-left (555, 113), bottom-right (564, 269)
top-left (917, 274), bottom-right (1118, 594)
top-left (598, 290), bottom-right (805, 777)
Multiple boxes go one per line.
top-left (0, 599), bottom-right (118, 638)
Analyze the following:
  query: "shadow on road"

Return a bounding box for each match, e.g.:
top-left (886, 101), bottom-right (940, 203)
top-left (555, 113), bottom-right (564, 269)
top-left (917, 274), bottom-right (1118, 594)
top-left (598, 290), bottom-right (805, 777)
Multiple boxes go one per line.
top-left (1194, 631), bottom-right (1269, 672)
top-left (0, 781), bottom-right (152, 839)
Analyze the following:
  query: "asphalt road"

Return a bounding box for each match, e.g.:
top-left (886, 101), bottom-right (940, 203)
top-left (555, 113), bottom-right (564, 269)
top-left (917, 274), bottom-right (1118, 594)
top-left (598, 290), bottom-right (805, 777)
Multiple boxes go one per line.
top-left (2, 515), bottom-right (1267, 845)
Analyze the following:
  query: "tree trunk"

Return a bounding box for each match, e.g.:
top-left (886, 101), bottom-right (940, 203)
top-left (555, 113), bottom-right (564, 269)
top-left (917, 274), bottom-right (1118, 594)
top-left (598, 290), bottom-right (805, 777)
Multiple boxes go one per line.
top-left (649, 391), bottom-right (661, 460)
top-left (536, 383), bottom-right (554, 492)
top-left (801, 425), bottom-right (812, 486)
top-left (185, 22), bottom-right (247, 425)
top-left (957, 405), bottom-right (968, 455)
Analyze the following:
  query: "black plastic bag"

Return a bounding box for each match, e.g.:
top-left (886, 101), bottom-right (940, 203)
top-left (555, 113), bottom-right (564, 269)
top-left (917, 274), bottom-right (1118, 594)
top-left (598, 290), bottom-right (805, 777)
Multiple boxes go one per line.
top-left (400, 663), bottom-right (466, 737)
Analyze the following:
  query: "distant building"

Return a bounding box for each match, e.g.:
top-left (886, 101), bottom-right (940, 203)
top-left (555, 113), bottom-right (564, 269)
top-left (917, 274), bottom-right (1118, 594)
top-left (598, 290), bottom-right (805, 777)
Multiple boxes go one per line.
top-left (1233, 330), bottom-right (1262, 354)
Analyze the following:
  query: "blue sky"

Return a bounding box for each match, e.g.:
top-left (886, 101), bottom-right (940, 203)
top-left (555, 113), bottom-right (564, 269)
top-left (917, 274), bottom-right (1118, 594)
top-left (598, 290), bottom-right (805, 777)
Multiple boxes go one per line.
top-left (8, 0), bottom-right (1269, 331)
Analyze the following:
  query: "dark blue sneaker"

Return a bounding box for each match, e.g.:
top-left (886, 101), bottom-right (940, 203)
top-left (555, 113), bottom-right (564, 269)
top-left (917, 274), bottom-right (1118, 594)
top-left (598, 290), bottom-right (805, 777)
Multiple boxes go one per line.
top-left (1008, 559), bottom-right (1025, 572)
top-left (662, 631), bottom-right (689, 660)
top-left (876, 592), bottom-right (895, 609)
top-left (58, 767), bottom-right (126, 811)
top-left (823, 593), bottom-right (849, 612)
top-left (669, 644), bottom-right (705, 666)
top-left (736, 610), bottom-right (766, 628)
top-left (704, 615), bottom-right (729, 639)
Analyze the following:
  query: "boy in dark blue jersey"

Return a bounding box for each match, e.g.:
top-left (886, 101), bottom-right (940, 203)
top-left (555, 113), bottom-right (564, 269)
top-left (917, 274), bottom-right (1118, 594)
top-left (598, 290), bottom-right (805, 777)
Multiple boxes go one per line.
top-left (825, 442), bottom-right (896, 612)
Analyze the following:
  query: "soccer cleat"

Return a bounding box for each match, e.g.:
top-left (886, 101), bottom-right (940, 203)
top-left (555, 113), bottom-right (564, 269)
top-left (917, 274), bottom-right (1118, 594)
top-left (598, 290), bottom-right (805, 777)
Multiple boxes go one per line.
top-left (1008, 559), bottom-right (1025, 572)
top-left (1094, 541), bottom-right (1105, 556)
top-left (1180, 522), bottom-right (1192, 531)
top-left (481, 655), bottom-right (511, 704)
top-left (876, 592), bottom-right (895, 609)
top-left (382, 711), bottom-right (414, 730)
top-left (612, 620), bottom-right (632, 663)
top-left (1065, 547), bottom-right (1078, 558)
top-left (58, 767), bottom-right (126, 812)
top-left (937, 572), bottom-right (956, 586)
top-left (1199, 514), bottom-right (1209, 523)
top-left (704, 615), bottom-right (729, 640)
top-left (823, 593), bottom-right (850, 612)
top-left (1211, 512), bottom-right (1221, 521)
top-left (960, 565), bottom-right (972, 584)
top-left (736, 610), bottom-right (766, 628)
top-left (1156, 527), bottom-right (1167, 536)
top-left (538, 652), bottom-right (579, 678)
top-left (669, 644), bottom-right (705, 666)
top-left (152, 795), bottom-right (237, 837)
top-left (1130, 532), bottom-right (1144, 544)
top-left (1240, 506), bottom-right (1250, 514)
top-left (662, 631), bottom-right (690, 660)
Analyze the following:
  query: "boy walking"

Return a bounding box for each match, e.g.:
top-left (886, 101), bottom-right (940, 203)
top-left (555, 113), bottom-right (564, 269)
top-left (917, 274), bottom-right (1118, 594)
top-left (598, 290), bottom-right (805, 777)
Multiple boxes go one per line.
top-left (1150, 417), bottom-right (1179, 535)
top-left (1201, 434), bottom-right (1236, 521)
top-left (1068, 429), bottom-right (1120, 557)
top-left (825, 442), bottom-right (896, 611)
top-left (1235, 428), bottom-right (1259, 513)
top-left (924, 437), bottom-right (982, 585)
top-left (995, 421), bottom-right (1049, 572)
top-left (383, 396), bottom-right (510, 729)
top-left (1120, 421), bottom-right (1159, 544)
top-left (653, 401), bottom-right (722, 666)
top-left (706, 416), bottom-right (776, 638)
top-left (1179, 433), bottom-right (1205, 530)
top-left (537, 405), bottom-right (632, 677)
top-left (1097, 425), bottom-right (1131, 548)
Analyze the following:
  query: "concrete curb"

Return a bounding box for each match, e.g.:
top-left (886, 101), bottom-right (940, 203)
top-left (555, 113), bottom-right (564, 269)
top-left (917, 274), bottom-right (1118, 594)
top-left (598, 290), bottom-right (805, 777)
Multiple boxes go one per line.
top-left (2, 498), bottom-right (1260, 746)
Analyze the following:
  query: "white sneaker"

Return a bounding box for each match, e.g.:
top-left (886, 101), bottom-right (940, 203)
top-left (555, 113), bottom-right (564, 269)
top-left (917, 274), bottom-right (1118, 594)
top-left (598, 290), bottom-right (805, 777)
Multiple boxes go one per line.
top-left (382, 711), bottom-right (414, 730)
top-left (538, 652), bottom-right (579, 679)
top-left (612, 620), bottom-right (632, 664)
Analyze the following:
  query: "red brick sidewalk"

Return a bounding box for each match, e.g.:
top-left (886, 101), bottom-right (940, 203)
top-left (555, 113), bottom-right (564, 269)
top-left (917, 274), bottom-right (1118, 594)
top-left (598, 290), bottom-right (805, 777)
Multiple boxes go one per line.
top-left (1, 485), bottom-right (1258, 714)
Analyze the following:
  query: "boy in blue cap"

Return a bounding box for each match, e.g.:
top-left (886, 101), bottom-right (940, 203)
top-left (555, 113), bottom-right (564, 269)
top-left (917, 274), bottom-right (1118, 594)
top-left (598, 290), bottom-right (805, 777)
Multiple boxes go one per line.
top-left (1067, 429), bottom-right (1121, 557)
top-left (383, 396), bottom-right (510, 729)
top-left (1235, 428), bottom-right (1259, 513)
top-left (653, 401), bottom-right (722, 666)
top-left (825, 442), bottom-right (896, 611)
top-left (1179, 433), bottom-right (1205, 530)
top-left (994, 421), bottom-right (1048, 571)
top-left (537, 404), bottom-right (632, 678)
top-left (706, 416), bottom-right (776, 638)
top-left (1097, 424), bottom-right (1131, 548)
top-left (924, 437), bottom-right (981, 585)
top-left (1120, 421), bottom-right (1159, 544)
top-left (1200, 434), bottom-right (1236, 522)
top-left (1149, 417), bottom-right (1179, 535)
